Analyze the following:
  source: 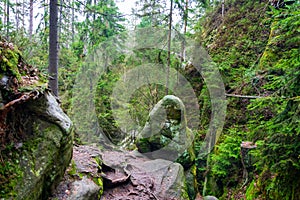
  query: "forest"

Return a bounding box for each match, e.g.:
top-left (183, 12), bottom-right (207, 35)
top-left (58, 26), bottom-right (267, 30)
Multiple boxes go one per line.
top-left (0, 0), bottom-right (299, 199)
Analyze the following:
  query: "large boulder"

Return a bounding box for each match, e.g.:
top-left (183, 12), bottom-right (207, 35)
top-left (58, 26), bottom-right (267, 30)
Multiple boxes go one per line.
top-left (135, 95), bottom-right (194, 161)
top-left (0, 40), bottom-right (73, 199)
top-left (67, 176), bottom-right (101, 200)
top-left (0, 92), bottom-right (73, 200)
top-left (49, 145), bottom-right (104, 200)
top-left (135, 95), bottom-right (198, 198)
top-left (100, 149), bottom-right (190, 200)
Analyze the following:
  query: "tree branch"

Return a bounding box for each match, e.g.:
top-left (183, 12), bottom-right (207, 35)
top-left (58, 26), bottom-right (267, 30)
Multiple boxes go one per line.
top-left (225, 93), bottom-right (262, 99)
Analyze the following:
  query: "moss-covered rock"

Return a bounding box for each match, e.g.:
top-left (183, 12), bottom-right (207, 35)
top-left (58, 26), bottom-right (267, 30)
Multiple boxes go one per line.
top-left (135, 95), bottom-right (198, 199)
top-left (15, 119), bottom-right (72, 199)
top-left (0, 92), bottom-right (73, 200)
top-left (0, 39), bottom-right (73, 199)
top-left (136, 95), bottom-right (192, 160)
top-left (0, 41), bottom-right (22, 82)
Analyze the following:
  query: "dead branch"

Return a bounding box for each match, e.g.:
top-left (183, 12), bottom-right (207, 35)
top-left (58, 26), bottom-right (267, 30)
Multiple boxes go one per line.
top-left (0, 92), bottom-right (38, 111)
top-left (225, 93), bottom-right (262, 99)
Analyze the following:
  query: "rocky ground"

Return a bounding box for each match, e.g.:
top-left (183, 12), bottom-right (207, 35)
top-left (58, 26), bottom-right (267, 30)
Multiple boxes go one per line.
top-left (50, 144), bottom-right (191, 200)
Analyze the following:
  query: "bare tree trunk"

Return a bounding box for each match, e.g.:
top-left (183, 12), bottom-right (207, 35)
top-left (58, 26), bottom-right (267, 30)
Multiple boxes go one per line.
top-left (222, 0), bottom-right (225, 18)
top-left (2, 1), bottom-right (5, 32)
top-left (15, 0), bottom-right (19, 31)
top-left (6, 0), bottom-right (9, 38)
top-left (49, 0), bottom-right (59, 96)
top-left (29, 0), bottom-right (33, 38)
top-left (166, 0), bottom-right (173, 95)
top-left (58, 0), bottom-right (63, 48)
top-left (71, 0), bottom-right (75, 43)
top-left (22, 0), bottom-right (25, 29)
top-left (178, 0), bottom-right (189, 84)
top-left (181, 0), bottom-right (188, 62)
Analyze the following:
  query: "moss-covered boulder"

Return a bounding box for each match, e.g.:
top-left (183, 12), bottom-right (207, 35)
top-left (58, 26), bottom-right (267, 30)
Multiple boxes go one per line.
top-left (136, 95), bottom-right (193, 160)
top-left (135, 95), bottom-right (198, 199)
top-left (0, 39), bottom-right (73, 199)
top-left (0, 93), bottom-right (73, 200)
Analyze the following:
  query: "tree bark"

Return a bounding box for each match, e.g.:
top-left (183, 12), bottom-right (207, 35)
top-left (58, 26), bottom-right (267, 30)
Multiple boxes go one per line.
top-left (48, 0), bottom-right (59, 96)
top-left (58, 0), bottom-right (63, 44)
top-left (6, 0), bottom-right (10, 38)
top-left (71, 0), bottom-right (75, 43)
top-left (166, 0), bottom-right (173, 95)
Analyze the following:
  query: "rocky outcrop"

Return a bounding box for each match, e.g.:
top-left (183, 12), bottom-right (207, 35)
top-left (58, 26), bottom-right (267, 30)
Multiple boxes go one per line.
top-left (67, 176), bottom-right (101, 200)
top-left (0, 92), bottom-right (73, 200)
top-left (11, 92), bottom-right (73, 200)
top-left (100, 149), bottom-right (190, 200)
top-left (51, 145), bottom-right (189, 200)
top-left (0, 40), bottom-right (73, 199)
top-left (50, 145), bottom-right (103, 200)
top-left (135, 95), bottom-right (198, 198)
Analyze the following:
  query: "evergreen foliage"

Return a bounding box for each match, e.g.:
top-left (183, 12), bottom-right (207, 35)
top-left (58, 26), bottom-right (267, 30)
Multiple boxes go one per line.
top-left (0, 0), bottom-right (299, 199)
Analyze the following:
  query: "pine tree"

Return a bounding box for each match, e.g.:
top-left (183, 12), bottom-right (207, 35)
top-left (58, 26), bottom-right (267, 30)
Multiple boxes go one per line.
top-left (48, 0), bottom-right (59, 96)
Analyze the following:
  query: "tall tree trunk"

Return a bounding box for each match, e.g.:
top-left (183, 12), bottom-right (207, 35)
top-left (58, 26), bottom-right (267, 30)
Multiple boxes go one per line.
top-left (6, 0), bottom-right (9, 38)
top-left (222, 0), bottom-right (225, 18)
top-left (15, 0), bottom-right (19, 31)
top-left (180, 0), bottom-right (188, 63)
top-left (58, 0), bottom-right (63, 49)
top-left (166, 0), bottom-right (173, 95)
top-left (2, 1), bottom-right (5, 32)
top-left (29, 0), bottom-right (33, 38)
top-left (93, 0), bottom-right (96, 21)
top-left (71, 0), bottom-right (75, 43)
top-left (49, 0), bottom-right (59, 96)
top-left (202, 132), bottom-right (213, 196)
top-left (178, 0), bottom-right (188, 84)
top-left (22, 0), bottom-right (25, 29)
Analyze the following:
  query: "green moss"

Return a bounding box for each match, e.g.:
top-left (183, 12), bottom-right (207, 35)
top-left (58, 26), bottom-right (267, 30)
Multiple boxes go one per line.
top-left (0, 149), bottom-right (24, 198)
top-left (18, 81), bottom-right (48, 93)
top-left (68, 160), bottom-right (77, 176)
top-left (94, 157), bottom-right (102, 170)
top-left (1, 119), bottom-right (72, 199)
top-left (200, 0), bottom-right (271, 89)
top-left (0, 47), bottom-right (22, 81)
top-left (180, 181), bottom-right (190, 200)
top-left (45, 126), bottom-right (63, 148)
top-left (245, 180), bottom-right (259, 200)
top-left (136, 138), bottom-right (151, 153)
top-left (93, 177), bottom-right (104, 198)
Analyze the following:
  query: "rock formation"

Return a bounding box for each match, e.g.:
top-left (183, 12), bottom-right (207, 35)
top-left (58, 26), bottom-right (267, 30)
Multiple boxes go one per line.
top-left (0, 39), bottom-right (73, 199)
top-left (135, 95), bottom-right (198, 199)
